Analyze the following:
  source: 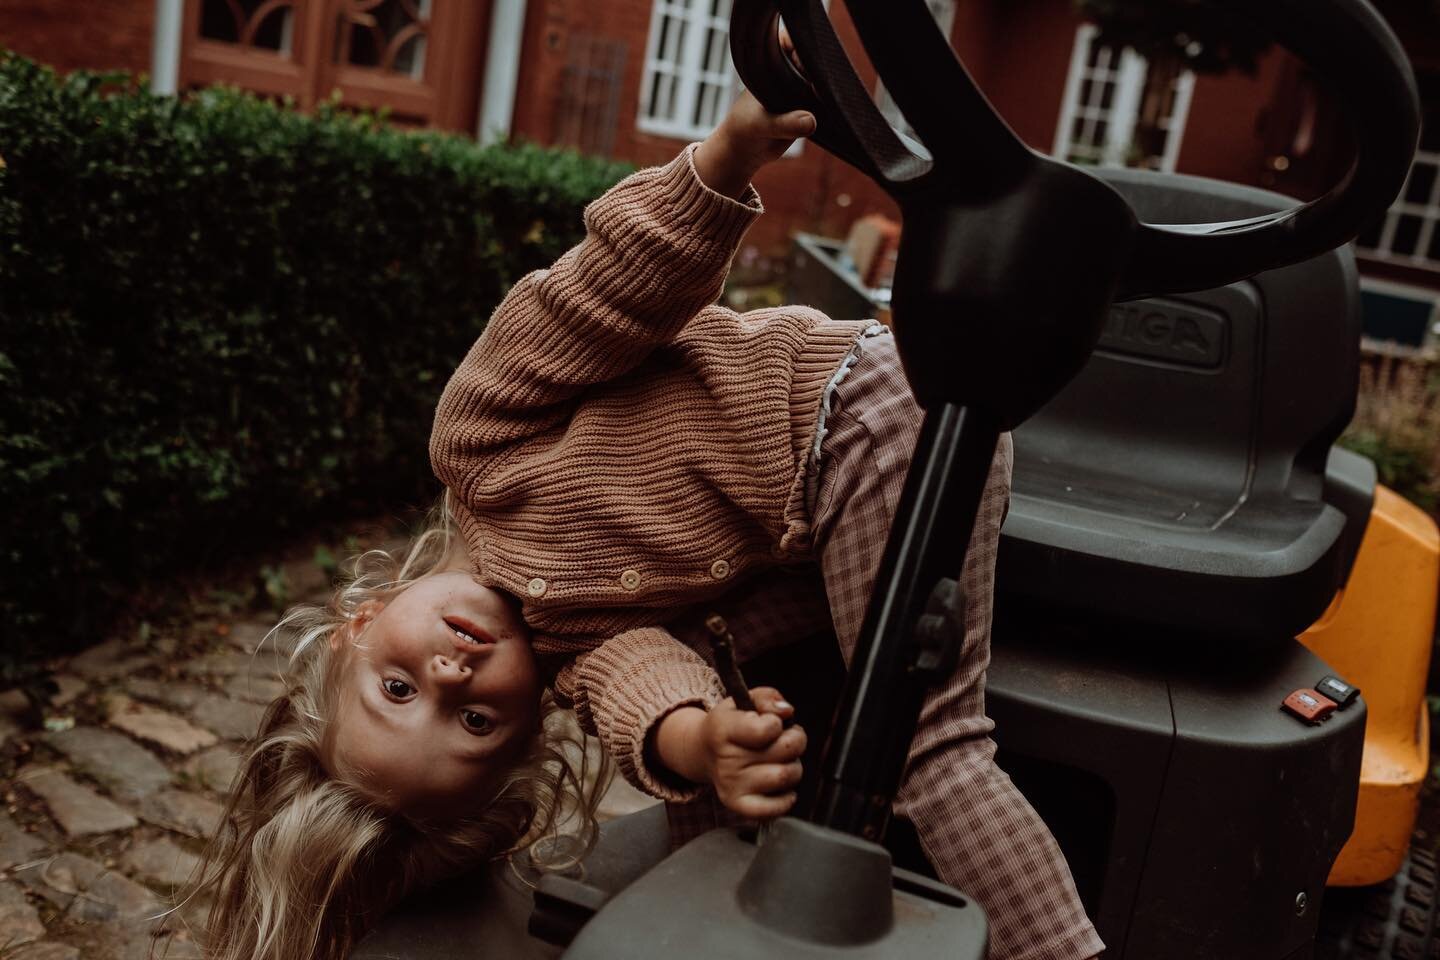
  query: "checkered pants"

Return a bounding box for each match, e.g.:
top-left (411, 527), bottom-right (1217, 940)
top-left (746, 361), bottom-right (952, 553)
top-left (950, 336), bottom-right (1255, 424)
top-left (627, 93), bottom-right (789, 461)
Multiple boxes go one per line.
top-left (666, 331), bottom-right (1104, 960)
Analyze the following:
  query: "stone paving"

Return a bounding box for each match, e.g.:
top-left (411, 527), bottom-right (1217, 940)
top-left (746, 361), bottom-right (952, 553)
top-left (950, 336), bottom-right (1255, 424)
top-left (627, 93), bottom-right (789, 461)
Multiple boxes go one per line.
top-left (0, 552), bottom-right (657, 959)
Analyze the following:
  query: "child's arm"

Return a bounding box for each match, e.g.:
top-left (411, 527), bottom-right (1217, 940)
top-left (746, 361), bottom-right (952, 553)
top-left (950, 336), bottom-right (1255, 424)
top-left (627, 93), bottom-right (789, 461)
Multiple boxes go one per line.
top-left (551, 624), bottom-right (805, 811)
top-left (430, 94), bottom-right (814, 489)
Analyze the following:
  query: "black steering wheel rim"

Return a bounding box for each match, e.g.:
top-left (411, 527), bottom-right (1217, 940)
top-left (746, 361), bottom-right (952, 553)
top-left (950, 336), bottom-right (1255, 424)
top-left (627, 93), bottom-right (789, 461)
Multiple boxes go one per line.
top-left (730, 0), bottom-right (1420, 301)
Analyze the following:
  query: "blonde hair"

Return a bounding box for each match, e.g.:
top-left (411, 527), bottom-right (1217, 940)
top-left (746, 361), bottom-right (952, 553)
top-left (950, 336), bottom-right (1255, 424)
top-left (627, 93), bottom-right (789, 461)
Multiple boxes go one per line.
top-left (183, 495), bottom-right (608, 960)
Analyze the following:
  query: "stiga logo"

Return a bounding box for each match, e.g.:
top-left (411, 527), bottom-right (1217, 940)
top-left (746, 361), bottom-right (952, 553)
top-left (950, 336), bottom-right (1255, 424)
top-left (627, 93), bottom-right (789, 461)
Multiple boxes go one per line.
top-left (1097, 300), bottom-right (1227, 369)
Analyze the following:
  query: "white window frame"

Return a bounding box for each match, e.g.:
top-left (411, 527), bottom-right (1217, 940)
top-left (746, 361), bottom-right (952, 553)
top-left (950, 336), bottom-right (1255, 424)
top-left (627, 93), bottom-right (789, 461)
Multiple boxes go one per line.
top-left (638, 0), bottom-right (740, 141)
top-left (1357, 149), bottom-right (1440, 271)
top-left (1053, 24), bottom-right (1195, 172)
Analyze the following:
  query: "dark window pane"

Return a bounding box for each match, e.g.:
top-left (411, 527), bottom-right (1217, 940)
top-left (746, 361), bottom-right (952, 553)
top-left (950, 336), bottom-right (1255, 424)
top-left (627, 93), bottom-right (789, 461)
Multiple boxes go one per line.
top-left (665, 70), bottom-right (679, 120)
top-left (393, 33), bottom-right (424, 77)
top-left (693, 81), bottom-right (710, 126)
top-left (1392, 214), bottom-right (1423, 256)
top-left (1357, 215), bottom-right (1386, 250)
top-left (1422, 118), bottom-right (1440, 153)
top-left (1419, 68), bottom-right (1440, 150)
top-left (675, 21), bottom-right (688, 66)
top-left (1406, 163), bottom-right (1438, 206)
top-left (1100, 81), bottom-right (1114, 110)
top-left (251, 6), bottom-right (292, 52)
top-left (1079, 78), bottom-right (1093, 106)
top-left (348, 24), bottom-right (380, 67)
top-left (1427, 224), bottom-right (1440, 262)
top-left (706, 27), bottom-right (725, 71)
top-left (200, 0), bottom-right (240, 42)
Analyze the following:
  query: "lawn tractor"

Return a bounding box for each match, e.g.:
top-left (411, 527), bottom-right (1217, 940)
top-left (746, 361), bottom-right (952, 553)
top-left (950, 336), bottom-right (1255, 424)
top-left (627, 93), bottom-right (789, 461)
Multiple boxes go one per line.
top-left (356, 1), bottom-right (1435, 957)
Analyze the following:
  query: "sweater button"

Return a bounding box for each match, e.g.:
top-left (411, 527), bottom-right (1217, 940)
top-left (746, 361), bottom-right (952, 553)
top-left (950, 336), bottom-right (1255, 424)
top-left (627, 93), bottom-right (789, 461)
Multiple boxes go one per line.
top-left (709, 559), bottom-right (731, 580)
top-left (619, 569), bottom-right (641, 591)
top-left (526, 577), bottom-right (548, 598)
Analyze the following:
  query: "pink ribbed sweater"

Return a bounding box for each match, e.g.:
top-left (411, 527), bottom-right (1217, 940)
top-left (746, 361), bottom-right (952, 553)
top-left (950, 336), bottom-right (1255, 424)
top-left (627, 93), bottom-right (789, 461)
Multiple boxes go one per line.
top-left (430, 144), bottom-right (870, 797)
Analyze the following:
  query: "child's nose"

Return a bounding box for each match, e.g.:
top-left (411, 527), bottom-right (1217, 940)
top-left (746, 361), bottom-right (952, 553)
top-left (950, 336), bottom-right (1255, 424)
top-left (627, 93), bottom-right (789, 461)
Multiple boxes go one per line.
top-left (430, 653), bottom-right (471, 682)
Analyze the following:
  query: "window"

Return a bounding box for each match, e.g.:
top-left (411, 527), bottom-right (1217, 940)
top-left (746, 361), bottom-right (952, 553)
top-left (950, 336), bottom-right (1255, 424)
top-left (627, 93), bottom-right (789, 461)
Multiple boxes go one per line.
top-left (1357, 76), bottom-right (1440, 272)
top-left (1053, 24), bottom-right (1194, 172)
top-left (1359, 277), bottom-right (1440, 347)
top-left (638, 0), bottom-right (739, 140)
top-left (179, 0), bottom-right (478, 129)
top-left (1358, 149), bottom-right (1440, 269)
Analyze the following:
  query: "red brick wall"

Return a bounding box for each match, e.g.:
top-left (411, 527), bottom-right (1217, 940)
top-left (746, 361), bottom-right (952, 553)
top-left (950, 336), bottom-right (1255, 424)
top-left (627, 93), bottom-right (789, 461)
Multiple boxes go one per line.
top-left (1175, 49), bottom-right (1289, 190)
top-left (965, 0), bottom-right (1082, 154)
top-left (507, 0), bottom-right (1097, 256)
top-left (510, 0), bottom-right (911, 255)
top-left (0, 0), bottom-right (154, 76)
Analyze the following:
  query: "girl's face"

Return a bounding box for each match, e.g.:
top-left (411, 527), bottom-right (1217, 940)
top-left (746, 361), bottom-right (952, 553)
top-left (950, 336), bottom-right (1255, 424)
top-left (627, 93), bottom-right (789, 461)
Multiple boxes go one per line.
top-left (326, 571), bottom-right (541, 818)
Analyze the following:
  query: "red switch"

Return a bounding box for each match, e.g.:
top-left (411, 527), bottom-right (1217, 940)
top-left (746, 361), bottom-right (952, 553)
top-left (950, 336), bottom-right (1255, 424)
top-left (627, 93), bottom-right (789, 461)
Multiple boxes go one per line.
top-left (1281, 689), bottom-right (1338, 725)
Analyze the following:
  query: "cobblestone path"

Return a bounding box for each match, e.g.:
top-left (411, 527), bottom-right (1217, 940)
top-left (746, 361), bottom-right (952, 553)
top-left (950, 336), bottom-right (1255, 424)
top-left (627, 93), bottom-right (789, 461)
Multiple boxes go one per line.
top-left (0, 558), bottom-right (657, 959)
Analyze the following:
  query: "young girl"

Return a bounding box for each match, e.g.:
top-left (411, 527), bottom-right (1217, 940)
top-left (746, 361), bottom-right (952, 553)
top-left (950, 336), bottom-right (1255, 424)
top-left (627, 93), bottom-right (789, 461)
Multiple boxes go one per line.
top-left (192, 88), bottom-right (1104, 960)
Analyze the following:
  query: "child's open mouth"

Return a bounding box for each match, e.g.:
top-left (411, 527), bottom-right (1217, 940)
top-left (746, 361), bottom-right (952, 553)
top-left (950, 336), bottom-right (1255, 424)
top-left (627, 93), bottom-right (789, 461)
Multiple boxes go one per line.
top-left (444, 617), bottom-right (496, 646)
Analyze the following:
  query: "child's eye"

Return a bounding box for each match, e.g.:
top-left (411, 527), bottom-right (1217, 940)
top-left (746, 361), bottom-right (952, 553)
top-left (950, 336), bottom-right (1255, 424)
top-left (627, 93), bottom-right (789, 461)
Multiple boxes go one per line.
top-left (460, 710), bottom-right (494, 734)
top-left (382, 679), bottom-right (415, 699)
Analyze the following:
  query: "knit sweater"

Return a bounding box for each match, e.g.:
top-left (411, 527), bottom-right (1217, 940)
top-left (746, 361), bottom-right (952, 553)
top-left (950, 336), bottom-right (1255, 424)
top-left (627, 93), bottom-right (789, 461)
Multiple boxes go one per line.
top-left (430, 143), bottom-right (871, 798)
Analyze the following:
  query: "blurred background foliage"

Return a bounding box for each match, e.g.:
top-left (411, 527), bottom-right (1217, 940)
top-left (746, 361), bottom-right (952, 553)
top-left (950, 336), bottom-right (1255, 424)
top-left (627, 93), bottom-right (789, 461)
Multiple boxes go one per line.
top-left (1341, 354), bottom-right (1440, 515)
top-left (0, 52), bottom-right (631, 666)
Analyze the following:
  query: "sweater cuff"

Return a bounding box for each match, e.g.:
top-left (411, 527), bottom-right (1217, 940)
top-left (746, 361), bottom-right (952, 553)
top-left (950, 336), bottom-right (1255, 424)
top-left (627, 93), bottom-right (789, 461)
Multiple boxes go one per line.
top-left (644, 142), bottom-right (764, 254)
top-left (574, 628), bottom-right (727, 803)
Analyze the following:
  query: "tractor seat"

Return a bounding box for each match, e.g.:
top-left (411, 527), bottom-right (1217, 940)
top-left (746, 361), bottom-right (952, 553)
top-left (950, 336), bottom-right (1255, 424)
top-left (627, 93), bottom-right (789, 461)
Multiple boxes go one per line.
top-left (997, 168), bottom-right (1375, 643)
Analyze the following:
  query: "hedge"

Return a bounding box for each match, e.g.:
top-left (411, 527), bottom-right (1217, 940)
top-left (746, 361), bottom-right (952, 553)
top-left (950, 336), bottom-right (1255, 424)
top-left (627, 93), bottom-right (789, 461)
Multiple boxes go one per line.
top-left (0, 52), bottom-right (632, 664)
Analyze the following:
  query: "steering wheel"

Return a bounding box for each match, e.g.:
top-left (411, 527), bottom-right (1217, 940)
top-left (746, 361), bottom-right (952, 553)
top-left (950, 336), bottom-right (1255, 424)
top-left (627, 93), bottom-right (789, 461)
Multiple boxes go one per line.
top-left (730, 0), bottom-right (1420, 424)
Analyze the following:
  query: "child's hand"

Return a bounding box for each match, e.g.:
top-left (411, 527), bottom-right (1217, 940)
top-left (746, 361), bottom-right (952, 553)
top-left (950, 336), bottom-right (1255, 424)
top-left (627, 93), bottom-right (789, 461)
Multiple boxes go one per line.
top-left (692, 89), bottom-right (816, 200)
top-left (654, 687), bottom-right (808, 818)
top-left (701, 687), bottom-right (808, 818)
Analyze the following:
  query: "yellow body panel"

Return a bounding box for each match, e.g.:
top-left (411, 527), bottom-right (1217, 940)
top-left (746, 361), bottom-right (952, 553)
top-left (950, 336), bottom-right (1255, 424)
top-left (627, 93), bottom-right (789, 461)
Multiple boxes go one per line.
top-left (1299, 485), bottom-right (1440, 887)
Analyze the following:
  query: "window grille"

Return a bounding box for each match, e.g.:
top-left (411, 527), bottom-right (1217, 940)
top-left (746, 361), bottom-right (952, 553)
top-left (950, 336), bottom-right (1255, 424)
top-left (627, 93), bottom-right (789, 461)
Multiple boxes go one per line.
top-left (1357, 149), bottom-right (1440, 270)
top-left (1053, 24), bottom-right (1194, 172)
top-left (334, 0), bottom-right (433, 82)
top-left (199, 0), bottom-right (297, 54)
top-left (639, 0), bottom-right (739, 140)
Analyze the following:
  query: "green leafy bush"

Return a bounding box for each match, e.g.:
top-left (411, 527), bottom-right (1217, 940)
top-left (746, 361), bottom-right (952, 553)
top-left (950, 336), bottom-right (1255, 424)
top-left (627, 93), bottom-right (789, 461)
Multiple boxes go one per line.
top-left (0, 52), bottom-right (631, 662)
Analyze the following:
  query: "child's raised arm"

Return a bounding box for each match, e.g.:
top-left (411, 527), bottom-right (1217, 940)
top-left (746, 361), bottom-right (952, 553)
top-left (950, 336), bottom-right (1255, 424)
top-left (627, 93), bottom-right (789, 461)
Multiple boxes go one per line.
top-left (430, 95), bottom-right (814, 487)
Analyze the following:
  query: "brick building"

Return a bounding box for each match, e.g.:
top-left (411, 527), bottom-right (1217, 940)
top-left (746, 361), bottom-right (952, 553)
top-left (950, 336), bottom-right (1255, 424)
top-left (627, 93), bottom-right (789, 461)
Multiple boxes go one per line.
top-left (3, 0), bottom-right (1437, 341)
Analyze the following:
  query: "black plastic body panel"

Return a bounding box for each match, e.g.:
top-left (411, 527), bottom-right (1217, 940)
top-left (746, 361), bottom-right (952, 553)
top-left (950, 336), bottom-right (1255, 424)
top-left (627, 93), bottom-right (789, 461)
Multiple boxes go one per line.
top-left (1322, 445), bottom-right (1377, 584)
top-left (563, 824), bottom-right (987, 960)
top-left (353, 804), bottom-right (675, 959)
top-left (987, 627), bottom-right (1364, 960)
top-left (1000, 170), bottom-right (1364, 644)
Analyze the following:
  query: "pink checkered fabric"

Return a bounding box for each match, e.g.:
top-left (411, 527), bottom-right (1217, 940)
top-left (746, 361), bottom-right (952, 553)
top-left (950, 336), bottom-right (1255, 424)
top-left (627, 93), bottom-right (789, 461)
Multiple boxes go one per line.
top-left (664, 331), bottom-right (1103, 960)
